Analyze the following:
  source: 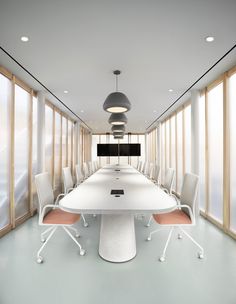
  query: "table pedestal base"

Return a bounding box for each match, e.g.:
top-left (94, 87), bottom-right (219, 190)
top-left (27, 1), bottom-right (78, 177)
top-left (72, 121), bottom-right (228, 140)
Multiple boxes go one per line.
top-left (99, 214), bottom-right (136, 263)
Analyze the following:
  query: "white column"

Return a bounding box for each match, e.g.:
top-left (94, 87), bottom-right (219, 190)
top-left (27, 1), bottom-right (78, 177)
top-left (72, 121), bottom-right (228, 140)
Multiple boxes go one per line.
top-left (37, 91), bottom-right (45, 173)
top-left (191, 90), bottom-right (200, 215)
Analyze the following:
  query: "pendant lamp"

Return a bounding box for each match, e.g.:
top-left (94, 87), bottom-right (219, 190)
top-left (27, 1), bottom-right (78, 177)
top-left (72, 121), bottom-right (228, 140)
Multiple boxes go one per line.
top-left (108, 113), bottom-right (127, 125)
top-left (103, 70), bottom-right (131, 113)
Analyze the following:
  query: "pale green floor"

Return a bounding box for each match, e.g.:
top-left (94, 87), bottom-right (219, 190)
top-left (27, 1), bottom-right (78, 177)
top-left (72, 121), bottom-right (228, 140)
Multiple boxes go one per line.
top-left (0, 214), bottom-right (236, 304)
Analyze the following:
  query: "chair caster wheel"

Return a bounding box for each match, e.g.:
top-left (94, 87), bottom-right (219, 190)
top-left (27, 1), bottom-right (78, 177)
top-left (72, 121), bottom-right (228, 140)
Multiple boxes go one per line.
top-left (93, 214), bottom-right (97, 218)
top-left (80, 249), bottom-right (86, 256)
top-left (146, 236), bottom-right (151, 241)
top-left (37, 256), bottom-right (43, 264)
top-left (41, 237), bottom-right (45, 243)
top-left (198, 252), bottom-right (204, 259)
top-left (75, 233), bottom-right (80, 238)
top-left (145, 223), bottom-right (150, 227)
top-left (178, 234), bottom-right (182, 239)
top-left (83, 223), bottom-right (89, 228)
top-left (159, 256), bottom-right (165, 262)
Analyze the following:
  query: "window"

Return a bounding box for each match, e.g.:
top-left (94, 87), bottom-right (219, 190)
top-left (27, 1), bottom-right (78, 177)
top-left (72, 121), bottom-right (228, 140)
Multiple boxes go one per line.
top-left (14, 84), bottom-right (30, 219)
top-left (0, 74), bottom-right (11, 230)
top-left (229, 72), bottom-right (236, 231)
top-left (207, 82), bottom-right (223, 223)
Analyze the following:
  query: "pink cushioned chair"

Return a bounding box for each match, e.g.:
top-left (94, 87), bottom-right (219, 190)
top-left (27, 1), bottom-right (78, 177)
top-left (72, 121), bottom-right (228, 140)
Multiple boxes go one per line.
top-left (35, 172), bottom-right (86, 264)
top-left (146, 173), bottom-right (204, 262)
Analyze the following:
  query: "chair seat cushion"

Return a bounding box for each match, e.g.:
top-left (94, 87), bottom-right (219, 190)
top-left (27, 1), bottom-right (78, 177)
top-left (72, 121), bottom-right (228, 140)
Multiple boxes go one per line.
top-left (153, 209), bottom-right (191, 225)
top-left (43, 209), bottom-right (80, 225)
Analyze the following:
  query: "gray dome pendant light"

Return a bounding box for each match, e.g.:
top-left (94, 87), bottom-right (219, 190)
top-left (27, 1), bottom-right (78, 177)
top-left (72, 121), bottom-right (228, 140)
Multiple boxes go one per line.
top-left (108, 113), bottom-right (127, 125)
top-left (103, 70), bottom-right (131, 113)
top-left (111, 125), bottom-right (125, 133)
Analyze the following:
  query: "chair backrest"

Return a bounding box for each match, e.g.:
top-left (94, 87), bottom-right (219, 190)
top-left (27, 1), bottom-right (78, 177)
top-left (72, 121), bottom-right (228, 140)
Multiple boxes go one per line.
top-left (92, 161), bottom-right (96, 173)
top-left (35, 172), bottom-right (54, 214)
top-left (144, 162), bottom-right (150, 175)
top-left (152, 164), bottom-right (160, 182)
top-left (88, 161), bottom-right (93, 175)
top-left (180, 173), bottom-right (199, 217)
top-left (83, 162), bottom-right (89, 178)
top-left (138, 161), bottom-right (142, 172)
top-left (62, 167), bottom-right (74, 193)
top-left (141, 161), bottom-right (146, 173)
top-left (148, 163), bottom-right (154, 178)
top-left (75, 164), bottom-right (84, 184)
top-left (163, 168), bottom-right (175, 193)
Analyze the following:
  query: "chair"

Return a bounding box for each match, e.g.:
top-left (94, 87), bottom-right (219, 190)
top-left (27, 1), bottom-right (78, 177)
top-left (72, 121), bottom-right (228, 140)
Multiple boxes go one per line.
top-left (88, 161), bottom-right (93, 176)
top-left (146, 173), bottom-right (204, 262)
top-left (75, 164), bottom-right (85, 185)
top-left (137, 161), bottom-right (142, 172)
top-left (83, 162), bottom-right (89, 179)
top-left (146, 167), bottom-right (174, 227)
top-left (144, 162), bottom-right (150, 176)
top-left (35, 172), bottom-right (86, 263)
top-left (62, 167), bottom-right (89, 227)
top-left (151, 164), bottom-right (160, 184)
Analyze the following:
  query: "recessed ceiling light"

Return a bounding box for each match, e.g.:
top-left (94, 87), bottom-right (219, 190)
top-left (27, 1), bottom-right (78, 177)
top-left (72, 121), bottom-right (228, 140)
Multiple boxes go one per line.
top-left (168, 89), bottom-right (173, 92)
top-left (63, 90), bottom-right (68, 94)
top-left (153, 110), bottom-right (157, 113)
top-left (205, 36), bottom-right (214, 42)
top-left (80, 110), bottom-right (84, 113)
top-left (21, 36), bottom-right (29, 42)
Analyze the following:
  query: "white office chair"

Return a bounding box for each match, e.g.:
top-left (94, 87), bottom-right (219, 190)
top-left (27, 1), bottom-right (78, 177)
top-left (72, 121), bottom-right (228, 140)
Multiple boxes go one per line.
top-left (144, 162), bottom-right (150, 176)
top-left (146, 173), bottom-right (204, 262)
top-left (62, 167), bottom-right (89, 227)
top-left (35, 172), bottom-right (86, 263)
top-left (83, 162), bottom-right (89, 179)
top-left (141, 161), bottom-right (147, 174)
top-left (148, 163), bottom-right (154, 179)
top-left (92, 161), bottom-right (97, 173)
top-left (151, 164), bottom-right (160, 184)
top-left (146, 167), bottom-right (174, 227)
top-left (137, 161), bottom-right (142, 172)
top-left (88, 161), bottom-right (93, 176)
top-left (75, 164), bottom-right (85, 185)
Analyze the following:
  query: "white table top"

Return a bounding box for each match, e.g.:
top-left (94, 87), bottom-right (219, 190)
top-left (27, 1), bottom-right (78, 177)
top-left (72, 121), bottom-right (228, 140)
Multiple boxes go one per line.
top-left (60, 164), bottom-right (176, 214)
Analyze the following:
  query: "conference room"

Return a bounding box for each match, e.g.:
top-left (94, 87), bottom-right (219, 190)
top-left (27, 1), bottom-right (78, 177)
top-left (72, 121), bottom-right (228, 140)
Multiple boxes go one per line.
top-left (0, 1), bottom-right (236, 304)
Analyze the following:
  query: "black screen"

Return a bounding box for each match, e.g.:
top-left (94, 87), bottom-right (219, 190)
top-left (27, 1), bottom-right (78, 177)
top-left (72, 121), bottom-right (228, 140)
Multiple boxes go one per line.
top-left (97, 144), bottom-right (118, 156)
top-left (97, 144), bottom-right (141, 157)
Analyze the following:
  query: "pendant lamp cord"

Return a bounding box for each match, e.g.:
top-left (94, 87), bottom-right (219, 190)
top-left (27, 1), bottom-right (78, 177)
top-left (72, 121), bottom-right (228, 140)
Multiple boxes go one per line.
top-left (116, 74), bottom-right (118, 92)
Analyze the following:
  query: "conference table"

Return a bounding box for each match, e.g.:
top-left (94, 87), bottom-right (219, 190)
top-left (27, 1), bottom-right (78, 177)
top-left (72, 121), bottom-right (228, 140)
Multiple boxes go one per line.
top-left (60, 164), bottom-right (176, 263)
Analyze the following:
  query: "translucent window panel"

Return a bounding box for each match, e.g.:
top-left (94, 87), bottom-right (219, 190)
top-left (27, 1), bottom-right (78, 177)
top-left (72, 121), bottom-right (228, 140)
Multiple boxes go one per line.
top-left (14, 85), bottom-right (30, 219)
top-left (170, 116), bottom-right (176, 191)
top-left (45, 105), bottom-right (53, 177)
top-left (208, 83), bottom-right (223, 222)
top-left (176, 111), bottom-right (183, 194)
top-left (99, 135), bottom-right (107, 167)
top-left (184, 104), bottom-right (191, 173)
top-left (54, 112), bottom-right (61, 191)
top-left (92, 135), bottom-right (100, 161)
top-left (0, 74), bottom-right (11, 229)
top-left (68, 120), bottom-right (73, 169)
top-left (130, 134), bottom-right (138, 168)
top-left (109, 135), bottom-right (119, 165)
top-left (62, 117), bottom-right (67, 168)
top-left (165, 120), bottom-right (170, 170)
top-left (229, 73), bottom-right (236, 231)
top-left (161, 123), bottom-right (165, 182)
top-left (138, 134), bottom-right (145, 163)
top-left (199, 94), bottom-right (206, 212)
top-left (118, 134), bottom-right (128, 164)
top-left (32, 97), bottom-right (38, 209)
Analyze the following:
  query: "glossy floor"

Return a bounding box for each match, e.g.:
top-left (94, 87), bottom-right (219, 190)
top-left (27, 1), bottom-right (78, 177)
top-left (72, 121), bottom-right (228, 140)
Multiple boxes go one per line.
top-left (0, 215), bottom-right (236, 304)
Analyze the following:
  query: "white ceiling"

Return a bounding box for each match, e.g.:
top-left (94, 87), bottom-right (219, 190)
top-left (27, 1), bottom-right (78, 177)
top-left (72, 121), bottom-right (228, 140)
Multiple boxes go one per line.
top-left (0, 0), bottom-right (236, 133)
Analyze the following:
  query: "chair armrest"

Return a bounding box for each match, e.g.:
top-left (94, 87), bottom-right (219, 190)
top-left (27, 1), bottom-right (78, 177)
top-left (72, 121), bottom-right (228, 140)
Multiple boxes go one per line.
top-left (55, 193), bottom-right (66, 205)
top-left (39, 204), bottom-right (61, 223)
top-left (179, 204), bottom-right (195, 223)
top-left (170, 193), bottom-right (181, 207)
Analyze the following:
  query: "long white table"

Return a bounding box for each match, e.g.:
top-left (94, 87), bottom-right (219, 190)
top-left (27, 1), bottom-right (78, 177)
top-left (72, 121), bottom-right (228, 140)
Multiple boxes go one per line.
top-left (60, 164), bottom-right (176, 262)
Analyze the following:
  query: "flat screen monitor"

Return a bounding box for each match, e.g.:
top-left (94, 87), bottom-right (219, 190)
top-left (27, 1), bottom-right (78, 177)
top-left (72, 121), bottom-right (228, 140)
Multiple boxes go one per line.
top-left (97, 144), bottom-right (141, 157)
